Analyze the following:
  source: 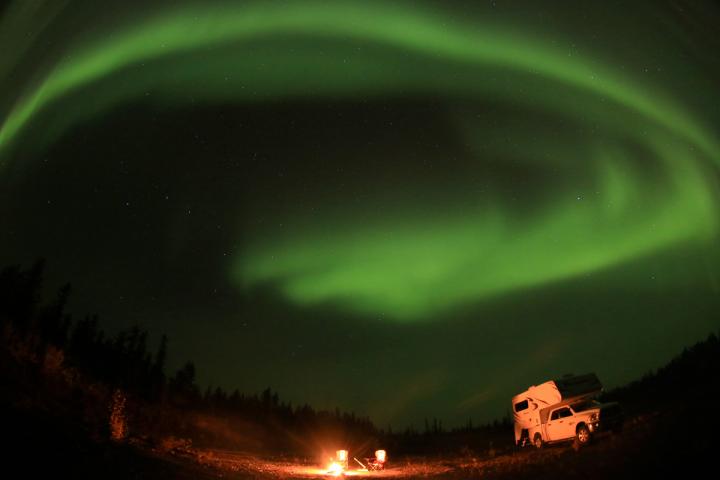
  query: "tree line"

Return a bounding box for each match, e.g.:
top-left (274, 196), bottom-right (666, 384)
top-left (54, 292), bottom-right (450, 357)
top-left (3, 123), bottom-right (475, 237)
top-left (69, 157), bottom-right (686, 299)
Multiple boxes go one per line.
top-left (0, 259), bottom-right (375, 439)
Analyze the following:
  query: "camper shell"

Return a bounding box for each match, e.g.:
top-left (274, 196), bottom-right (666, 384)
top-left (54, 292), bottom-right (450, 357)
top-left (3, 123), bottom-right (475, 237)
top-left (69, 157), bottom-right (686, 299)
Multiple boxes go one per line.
top-left (512, 373), bottom-right (621, 447)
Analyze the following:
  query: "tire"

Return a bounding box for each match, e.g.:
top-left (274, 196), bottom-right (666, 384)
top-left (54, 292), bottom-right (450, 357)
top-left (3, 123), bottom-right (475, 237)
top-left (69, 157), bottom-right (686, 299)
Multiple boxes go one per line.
top-left (576, 424), bottom-right (591, 445)
top-left (533, 433), bottom-right (543, 449)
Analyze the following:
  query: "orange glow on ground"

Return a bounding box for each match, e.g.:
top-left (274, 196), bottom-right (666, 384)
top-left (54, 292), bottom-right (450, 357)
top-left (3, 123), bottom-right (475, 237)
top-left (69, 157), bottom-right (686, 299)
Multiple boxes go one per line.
top-left (327, 462), bottom-right (344, 476)
top-left (192, 448), bottom-right (454, 478)
top-left (317, 462), bottom-right (373, 477)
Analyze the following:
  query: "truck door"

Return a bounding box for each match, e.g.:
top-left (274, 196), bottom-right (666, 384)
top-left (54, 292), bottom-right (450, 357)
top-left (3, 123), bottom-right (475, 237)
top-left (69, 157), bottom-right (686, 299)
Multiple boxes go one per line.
top-left (546, 407), bottom-right (575, 440)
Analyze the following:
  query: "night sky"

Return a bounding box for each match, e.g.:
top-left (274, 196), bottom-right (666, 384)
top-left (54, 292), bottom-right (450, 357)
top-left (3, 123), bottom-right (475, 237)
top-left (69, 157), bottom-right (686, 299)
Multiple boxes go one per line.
top-left (1, 0), bottom-right (719, 428)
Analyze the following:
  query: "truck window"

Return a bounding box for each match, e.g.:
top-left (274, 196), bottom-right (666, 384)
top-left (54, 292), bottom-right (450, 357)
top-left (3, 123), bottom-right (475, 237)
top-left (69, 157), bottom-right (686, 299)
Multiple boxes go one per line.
top-left (514, 400), bottom-right (528, 412)
top-left (551, 407), bottom-right (571, 420)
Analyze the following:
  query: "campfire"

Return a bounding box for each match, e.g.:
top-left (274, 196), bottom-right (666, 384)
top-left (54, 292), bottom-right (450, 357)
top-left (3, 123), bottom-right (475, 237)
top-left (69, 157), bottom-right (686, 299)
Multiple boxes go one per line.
top-left (326, 461), bottom-right (345, 477)
top-left (325, 449), bottom-right (387, 476)
top-left (326, 450), bottom-right (348, 476)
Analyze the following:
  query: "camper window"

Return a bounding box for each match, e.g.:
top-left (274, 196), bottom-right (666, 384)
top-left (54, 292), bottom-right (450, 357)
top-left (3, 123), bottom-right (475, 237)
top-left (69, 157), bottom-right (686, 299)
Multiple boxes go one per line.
top-left (514, 400), bottom-right (529, 412)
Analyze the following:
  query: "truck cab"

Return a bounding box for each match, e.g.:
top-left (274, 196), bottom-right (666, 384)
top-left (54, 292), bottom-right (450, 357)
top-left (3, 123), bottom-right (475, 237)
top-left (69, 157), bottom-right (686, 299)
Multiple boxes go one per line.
top-left (544, 405), bottom-right (578, 442)
top-left (532, 400), bottom-right (623, 447)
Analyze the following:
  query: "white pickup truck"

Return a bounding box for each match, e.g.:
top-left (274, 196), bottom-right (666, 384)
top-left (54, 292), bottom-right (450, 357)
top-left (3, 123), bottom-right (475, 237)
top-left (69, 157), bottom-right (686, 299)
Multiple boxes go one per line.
top-left (512, 374), bottom-right (623, 448)
top-left (532, 400), bottom-right (623, 447)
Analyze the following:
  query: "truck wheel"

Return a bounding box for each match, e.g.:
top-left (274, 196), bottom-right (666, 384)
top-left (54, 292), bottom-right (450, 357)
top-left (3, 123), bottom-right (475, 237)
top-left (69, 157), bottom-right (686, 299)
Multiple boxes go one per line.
top-left (533, 433), bottom-right (543, 449)
top-left (576, 425), bottom-right (591, 445)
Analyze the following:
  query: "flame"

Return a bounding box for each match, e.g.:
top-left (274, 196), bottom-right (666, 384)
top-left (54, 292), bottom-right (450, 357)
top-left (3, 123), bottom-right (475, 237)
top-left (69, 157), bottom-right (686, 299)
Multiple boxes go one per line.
top-left (327, 461), bottom-right (344, 476)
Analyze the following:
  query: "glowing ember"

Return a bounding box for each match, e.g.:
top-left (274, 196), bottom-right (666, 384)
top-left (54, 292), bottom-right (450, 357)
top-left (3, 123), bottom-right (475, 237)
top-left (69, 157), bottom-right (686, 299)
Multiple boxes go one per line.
top-left (337, 450), bottom-right (348, 462)
top-left (327, 461), bottom-right (344, 476)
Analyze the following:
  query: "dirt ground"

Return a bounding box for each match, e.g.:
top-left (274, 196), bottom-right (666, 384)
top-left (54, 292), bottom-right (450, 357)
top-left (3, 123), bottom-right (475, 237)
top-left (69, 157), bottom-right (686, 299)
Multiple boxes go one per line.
top-left (165, 413), bottom-right (689, 480)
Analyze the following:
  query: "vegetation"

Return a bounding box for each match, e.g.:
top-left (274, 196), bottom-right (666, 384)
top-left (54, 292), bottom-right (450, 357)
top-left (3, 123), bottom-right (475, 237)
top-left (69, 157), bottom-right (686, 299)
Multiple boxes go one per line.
top-left (0, 259), bottom-right (376, 455)
top-left (602, 331), bottom-right (720, 412)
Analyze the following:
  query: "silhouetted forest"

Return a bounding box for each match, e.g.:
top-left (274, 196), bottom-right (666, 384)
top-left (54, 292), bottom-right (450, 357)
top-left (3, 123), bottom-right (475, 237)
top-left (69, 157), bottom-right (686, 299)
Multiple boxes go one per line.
top-left (602, 331), bottom-right (720, 412)
top-left (0, 260), bottom-right (376, 453)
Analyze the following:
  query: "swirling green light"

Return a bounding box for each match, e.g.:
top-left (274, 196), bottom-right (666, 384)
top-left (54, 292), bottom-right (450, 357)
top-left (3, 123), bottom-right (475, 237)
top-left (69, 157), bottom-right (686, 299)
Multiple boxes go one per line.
top-left (1, 1), bottom-right (717, 320)
top-left (1, 2), bottom-right (718, 161)
top-left (237, 135), bottom-right (717, 319)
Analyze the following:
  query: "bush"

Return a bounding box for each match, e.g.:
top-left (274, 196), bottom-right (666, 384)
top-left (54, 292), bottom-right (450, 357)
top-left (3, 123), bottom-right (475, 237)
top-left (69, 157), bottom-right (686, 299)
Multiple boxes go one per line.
top-left (109, 389), bottom-right (128, 441)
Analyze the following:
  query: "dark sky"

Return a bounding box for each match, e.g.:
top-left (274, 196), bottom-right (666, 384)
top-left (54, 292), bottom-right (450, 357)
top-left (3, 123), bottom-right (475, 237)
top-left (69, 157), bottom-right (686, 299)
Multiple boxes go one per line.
top-left (1, 0), bottom-right (719, 428)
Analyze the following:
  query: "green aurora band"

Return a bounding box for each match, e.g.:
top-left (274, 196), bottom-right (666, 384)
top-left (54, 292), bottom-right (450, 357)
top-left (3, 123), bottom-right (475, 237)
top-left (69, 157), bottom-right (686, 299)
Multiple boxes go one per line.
top-left (1, 1), bottom-right (718, 320)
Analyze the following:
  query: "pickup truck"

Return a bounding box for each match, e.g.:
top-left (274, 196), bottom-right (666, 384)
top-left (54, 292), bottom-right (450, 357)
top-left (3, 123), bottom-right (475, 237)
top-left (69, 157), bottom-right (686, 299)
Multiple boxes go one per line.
top-left (531, 400), bottom-right (623, 448)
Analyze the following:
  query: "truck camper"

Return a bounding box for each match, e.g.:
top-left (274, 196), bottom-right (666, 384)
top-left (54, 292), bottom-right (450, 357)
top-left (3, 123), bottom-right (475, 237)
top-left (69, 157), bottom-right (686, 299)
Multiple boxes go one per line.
top-left (512, 374), bottom-right (622, 447)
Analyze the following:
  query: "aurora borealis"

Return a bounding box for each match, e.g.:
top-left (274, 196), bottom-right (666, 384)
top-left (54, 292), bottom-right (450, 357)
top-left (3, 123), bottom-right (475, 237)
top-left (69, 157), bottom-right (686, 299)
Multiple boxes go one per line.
top-left (1, 0), bottom-right (719, 427)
